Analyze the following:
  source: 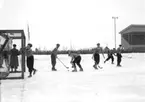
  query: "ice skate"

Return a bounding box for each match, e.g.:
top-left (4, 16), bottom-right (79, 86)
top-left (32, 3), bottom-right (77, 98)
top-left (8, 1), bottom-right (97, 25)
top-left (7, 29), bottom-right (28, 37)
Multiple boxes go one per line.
top-left (72, 70), bottom-right (77, 72)
top-left (93, 65), bottom-right (98, 69)
top-left (117, 65), bottom-right (122, 67)
top-left (72, 68), bottom-right (77, 72)
top-left (52, 68), bottom-right (57, 71)
top-left (98, 65), bottom-right (103, 69)
top-left (79, 68), bottom-right (83, 71)
top-left (28, 75), bottom-right (32, 78)
top-left (33, 69), bottom-right (37, 75)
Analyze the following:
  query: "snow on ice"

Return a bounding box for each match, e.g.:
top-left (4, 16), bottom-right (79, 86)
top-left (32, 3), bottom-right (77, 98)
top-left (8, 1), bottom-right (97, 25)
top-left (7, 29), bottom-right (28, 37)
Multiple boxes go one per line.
top-left (1, 53), bottom-right (145, 102)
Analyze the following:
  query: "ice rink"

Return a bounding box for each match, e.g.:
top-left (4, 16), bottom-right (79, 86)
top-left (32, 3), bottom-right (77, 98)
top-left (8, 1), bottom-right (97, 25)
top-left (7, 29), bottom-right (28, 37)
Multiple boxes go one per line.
top-left (1, 53), bottom-right (145, 102)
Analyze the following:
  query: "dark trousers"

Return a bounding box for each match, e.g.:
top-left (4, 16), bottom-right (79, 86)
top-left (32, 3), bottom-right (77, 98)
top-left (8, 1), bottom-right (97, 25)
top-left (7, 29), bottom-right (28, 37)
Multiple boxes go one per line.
top-left (72, 56), bottom-right (83, 70)
top-left (117, 53), bottom-right (122, 66)
top-left (51, 54), bottom-right (56, 69)
top-left (94, 53), bottom-right (100, 65)
top-left (105, 55), bottom-right (114, 63)
top-left (27, 56), bottom-right (35, 75)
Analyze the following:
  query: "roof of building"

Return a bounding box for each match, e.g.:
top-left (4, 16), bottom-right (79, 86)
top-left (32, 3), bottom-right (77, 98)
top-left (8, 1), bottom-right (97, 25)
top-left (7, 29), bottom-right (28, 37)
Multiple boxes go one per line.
top-left (119, 24), bottom-right (145, 34)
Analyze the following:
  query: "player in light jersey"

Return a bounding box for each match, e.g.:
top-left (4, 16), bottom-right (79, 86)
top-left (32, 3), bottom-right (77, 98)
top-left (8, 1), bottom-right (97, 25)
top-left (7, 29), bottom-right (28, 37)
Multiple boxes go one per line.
top-left (68, 51), bottom-right (83, 72)
top-left (51, 44), bottom-right (60, 71)
top-left (116, 45), bottom-right (123, 67)
top-left (104, 48), bottom-right (115, 64)
top-left (25, 43), bottom-right (37, 78)
top-left (92, 43), bottom-right (105, 69)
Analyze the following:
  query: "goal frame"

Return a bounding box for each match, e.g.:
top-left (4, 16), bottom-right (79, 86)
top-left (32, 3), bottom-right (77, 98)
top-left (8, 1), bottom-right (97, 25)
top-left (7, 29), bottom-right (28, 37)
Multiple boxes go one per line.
top-left (0, 30), bottom-right (26, 79)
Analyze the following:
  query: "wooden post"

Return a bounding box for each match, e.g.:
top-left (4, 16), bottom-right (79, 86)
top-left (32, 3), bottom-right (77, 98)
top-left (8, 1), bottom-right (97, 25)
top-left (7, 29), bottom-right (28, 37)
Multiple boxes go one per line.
top-left (21, 32), bottom-right (26, 79)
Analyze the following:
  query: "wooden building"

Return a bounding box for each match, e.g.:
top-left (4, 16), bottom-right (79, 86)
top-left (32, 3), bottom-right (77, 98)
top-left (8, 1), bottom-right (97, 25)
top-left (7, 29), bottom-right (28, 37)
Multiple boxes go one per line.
top-left (119, 24), bottom-right (145, 52)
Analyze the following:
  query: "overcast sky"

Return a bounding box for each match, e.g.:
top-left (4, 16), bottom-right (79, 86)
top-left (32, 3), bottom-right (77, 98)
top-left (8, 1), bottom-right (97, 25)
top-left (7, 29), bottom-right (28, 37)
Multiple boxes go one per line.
top-left (0, 0), bottom-right (145, 50)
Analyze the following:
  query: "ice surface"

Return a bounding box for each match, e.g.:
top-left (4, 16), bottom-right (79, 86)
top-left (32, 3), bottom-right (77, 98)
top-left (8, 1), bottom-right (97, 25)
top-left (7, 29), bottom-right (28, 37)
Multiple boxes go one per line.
top-left (1, 53), bottom-right (145, 102)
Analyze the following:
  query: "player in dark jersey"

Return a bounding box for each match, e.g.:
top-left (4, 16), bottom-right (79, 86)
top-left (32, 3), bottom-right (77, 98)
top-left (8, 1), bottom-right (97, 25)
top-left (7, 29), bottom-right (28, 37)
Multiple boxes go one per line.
top-left (92, 43), bottom-right (105, 69)
top-left (51, 44), bottom-right (60, 71)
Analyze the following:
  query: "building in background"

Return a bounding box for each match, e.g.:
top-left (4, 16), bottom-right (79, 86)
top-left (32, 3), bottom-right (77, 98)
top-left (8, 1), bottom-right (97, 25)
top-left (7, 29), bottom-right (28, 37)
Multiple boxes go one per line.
top-left (119, 24), bottom-right (145, 52)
